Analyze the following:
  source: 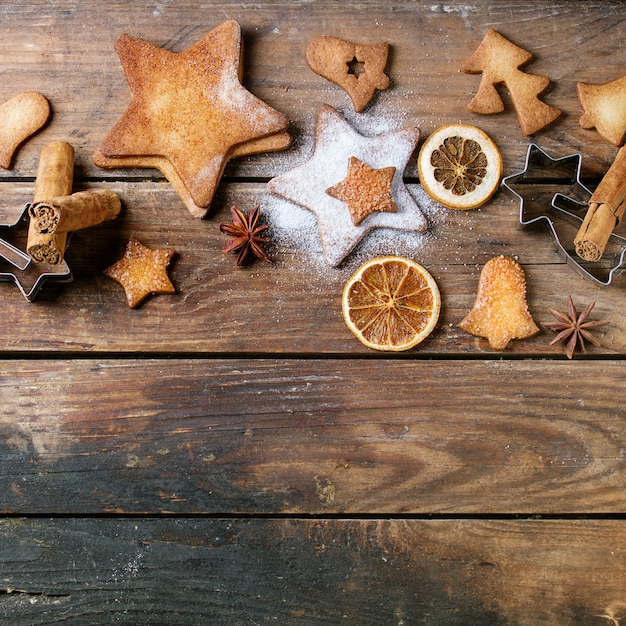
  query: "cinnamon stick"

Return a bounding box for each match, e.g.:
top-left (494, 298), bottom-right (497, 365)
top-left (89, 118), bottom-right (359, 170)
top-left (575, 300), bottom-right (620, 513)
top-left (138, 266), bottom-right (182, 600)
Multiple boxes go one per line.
top-left (575, 145), bottom-right (626, 262)
top-left (28, 189), bottom-right (121, 235)
top-left (26, 141), bottom-right (74, 264)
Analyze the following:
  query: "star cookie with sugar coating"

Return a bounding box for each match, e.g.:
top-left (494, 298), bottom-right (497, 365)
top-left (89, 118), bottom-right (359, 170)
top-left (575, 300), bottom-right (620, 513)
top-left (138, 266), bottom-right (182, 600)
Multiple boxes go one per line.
top-left (267, 105), bottom-right (427, 266)
top-left (326, 156), bottom-right (397, 226)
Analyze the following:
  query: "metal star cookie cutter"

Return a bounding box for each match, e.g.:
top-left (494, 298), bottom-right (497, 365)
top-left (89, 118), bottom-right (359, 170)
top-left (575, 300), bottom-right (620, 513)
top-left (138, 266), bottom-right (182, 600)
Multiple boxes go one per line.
top-left (0, 203), bottom-right (73, 301)
top-left (501, 143), bottom-right (626, 286)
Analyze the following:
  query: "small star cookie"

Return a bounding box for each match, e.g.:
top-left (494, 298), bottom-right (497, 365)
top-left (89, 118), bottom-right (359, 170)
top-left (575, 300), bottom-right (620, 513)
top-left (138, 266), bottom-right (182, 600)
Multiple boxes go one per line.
top-left (104, 236), bottom-right (175, 308)
top-left (326, 157), bottom-right (397, 226)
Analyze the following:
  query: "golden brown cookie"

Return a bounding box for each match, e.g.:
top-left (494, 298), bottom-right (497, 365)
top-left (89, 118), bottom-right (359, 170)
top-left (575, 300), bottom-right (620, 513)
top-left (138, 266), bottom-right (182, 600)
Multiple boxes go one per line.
top-left (95, 20), bottom-right (290, 217)
top-left (0, 92), bottom-right (50, 169)
top-left (461, 29), bottom-right (561, 136)
top-left (104, 236), bottom-right (175, 308)
top-left (458, 255), bottom-right (539, 350)
top-left (325, 156), bottom-right (397, 225)
top-left (93, 131), bottom-right (291, 219)
top-left (577, 75), bottom-right (626, 147)
top-left (306, 36), bottom-right (390, 112)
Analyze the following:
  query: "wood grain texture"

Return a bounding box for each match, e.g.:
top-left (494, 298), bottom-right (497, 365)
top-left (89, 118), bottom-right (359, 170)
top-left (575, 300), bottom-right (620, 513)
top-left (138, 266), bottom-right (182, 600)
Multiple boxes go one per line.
top-left (0, 181), bottom-right (624, 354)
top-left (1, 2), bottom-right (625, 622)
top-left (0, 1), bottom-right (623, 178)
top-left (0, 1), bottom-right (623, 355)
top-left (0, 518), bottom-right (624, 625)
top-left (2, 359), bottom-right (624, 515)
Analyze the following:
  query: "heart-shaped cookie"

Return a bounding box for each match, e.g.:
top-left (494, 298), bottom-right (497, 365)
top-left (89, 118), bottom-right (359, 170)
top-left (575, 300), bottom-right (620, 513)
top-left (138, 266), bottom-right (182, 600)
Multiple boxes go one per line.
top-left (577, 75), bottom-right (626, 147)
top-left (306, 36), bottom-right (390, 112)
top-left (0, 92), bottom-right (50, 169)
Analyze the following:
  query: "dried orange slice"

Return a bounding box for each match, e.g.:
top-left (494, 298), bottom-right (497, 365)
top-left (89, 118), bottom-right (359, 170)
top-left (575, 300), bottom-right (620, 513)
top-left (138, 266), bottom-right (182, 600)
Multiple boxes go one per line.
top-left (342, 256), bottom-right (441, 351)
top-left (418, 123), bottom-right (502, 210)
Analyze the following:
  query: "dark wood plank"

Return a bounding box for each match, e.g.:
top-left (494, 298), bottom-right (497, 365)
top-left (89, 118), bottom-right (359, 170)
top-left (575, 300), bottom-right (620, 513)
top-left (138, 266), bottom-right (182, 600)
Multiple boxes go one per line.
top-left (0, 1), bottom-right (622, 177)
top-left (0, 517), bottom-right (624, 625)
top-left (0, 2), bottom-right (624, 622)
top-left (2, 359), bottom-right (624, 515)
top-left (0, 181), bottom-right (624, 354)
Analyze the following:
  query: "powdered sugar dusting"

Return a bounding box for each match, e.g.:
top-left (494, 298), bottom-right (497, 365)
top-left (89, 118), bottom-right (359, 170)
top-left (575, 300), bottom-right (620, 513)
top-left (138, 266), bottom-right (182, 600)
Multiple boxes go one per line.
top-left (264, 181), bottom-right (447, 276)
top-left (258, 100), bottom-right (461, 277)
top-left (267, 105), bottom-right (429, 266)
top-left (266, 195), bottom-right (320, 255)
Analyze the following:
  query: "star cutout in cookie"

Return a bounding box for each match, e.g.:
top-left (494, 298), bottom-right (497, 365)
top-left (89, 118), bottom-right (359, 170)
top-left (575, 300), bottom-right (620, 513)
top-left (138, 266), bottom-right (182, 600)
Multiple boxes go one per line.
top-left (326, 157), bottom-right (397, 226)
top-left (96, 20), bottom-right (290, 212)
top-left (268, 105), bottom-right (427, 266)
top-left (104, 236), bottom-right (175, 308)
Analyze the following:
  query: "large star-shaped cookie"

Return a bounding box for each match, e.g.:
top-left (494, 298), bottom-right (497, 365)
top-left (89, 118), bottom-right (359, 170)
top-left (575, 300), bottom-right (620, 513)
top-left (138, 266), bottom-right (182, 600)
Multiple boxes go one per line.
top-left (95, 20), bottom-right (290, 217)
top-left (267, 105), bottom-right (427, 266)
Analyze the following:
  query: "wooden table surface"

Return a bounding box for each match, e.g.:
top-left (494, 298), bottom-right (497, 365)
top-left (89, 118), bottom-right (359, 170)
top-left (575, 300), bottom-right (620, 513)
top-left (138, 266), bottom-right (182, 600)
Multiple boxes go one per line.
top-left (1, 1), bottom-right (625, 623)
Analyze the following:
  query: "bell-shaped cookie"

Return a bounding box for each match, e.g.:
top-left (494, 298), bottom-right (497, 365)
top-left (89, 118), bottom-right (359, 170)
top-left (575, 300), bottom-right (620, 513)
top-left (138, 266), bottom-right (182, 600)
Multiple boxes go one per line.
top-left (458, 255), bottom-right (539, 350)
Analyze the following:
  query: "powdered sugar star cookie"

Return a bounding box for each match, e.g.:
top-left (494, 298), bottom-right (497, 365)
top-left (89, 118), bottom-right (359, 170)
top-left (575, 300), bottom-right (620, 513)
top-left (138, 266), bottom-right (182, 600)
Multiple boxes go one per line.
top-left (267, 105), bottom-right (427, 267)
top-left (326, 156), bottom-right (397, 226)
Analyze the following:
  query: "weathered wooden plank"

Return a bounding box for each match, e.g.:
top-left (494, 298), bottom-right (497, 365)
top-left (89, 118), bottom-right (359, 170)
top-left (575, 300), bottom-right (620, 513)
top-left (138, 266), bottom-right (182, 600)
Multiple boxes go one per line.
top-left (0, 0), bottom-right (623, 181)
top-left (0, 181), bottom-right (623, 354)
top-left (0, 517), bottom-right (624, 625)
top-left (0, 1), bottom-right (623, 355)
top-left (0, 2), bottom-right (624, 622)
top-left (1, 359), bottom-right (624, 515)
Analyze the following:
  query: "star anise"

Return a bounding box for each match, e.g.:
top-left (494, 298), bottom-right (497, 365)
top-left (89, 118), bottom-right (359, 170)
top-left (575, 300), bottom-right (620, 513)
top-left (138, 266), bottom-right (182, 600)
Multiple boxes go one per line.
top-left (219, 205), bottom-right (270, 266)
top-left (543, 295), bottom-right (609, 359)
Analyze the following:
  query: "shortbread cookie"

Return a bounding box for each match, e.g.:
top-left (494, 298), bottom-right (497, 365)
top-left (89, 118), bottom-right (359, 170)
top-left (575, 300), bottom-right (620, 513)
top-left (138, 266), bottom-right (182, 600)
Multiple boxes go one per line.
top-left (95, 20), bottom-right (290, 217)
top-left (458, 255), bottom-right (539, 350)
top-left (461, 29), bottom-right (561, 136)
top-left (0, 92), bottom-right (50, 169)
top-left (306, 36), bottom-right (390, 112)
top-left (104, 236), bottom-right (175, 308)
top-left (268, 104), bottom-right (426, 267)
top-left (93, 131), bottom-right (291, 218)
top-left (325, 156), bottom-right (397, 225)
top-left (577, 75), bottom-right (626, 146)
